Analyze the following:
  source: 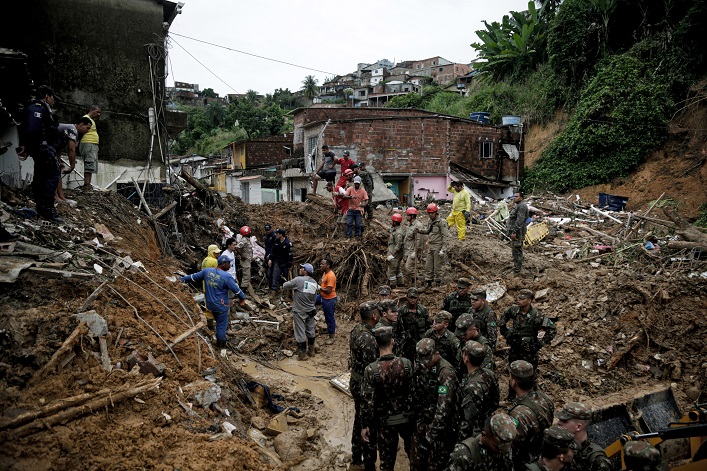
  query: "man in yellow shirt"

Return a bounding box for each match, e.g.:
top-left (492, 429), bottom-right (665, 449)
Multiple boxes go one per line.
top-left (201, 244), bottom-right (220, 330)
top-left (446, 181), bottom-right (471, 240)
top-left (79, 105), bottom-right (101, 189)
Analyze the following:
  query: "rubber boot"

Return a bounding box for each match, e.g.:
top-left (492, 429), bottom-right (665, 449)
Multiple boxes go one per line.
top-left (215, 339), bottom-right (227, 349)
top-left (297, 342), bottom-right (308, 361)
top-left (425, 280), bottom-right (433, 289)
top-left (307, 337), bottom-right (316, 357)
top-left (206, 318), bottom-right (215, 331)
top-left (325, 333), bottom-right (335, 345)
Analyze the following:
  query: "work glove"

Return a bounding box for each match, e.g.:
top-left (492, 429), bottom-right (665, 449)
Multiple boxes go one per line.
top-left (411, 252), bottom-right (416, 258)
top-left (439, 250), bottom-right (445, 256)
top-left (462, 210), bottom-right (470, 219)
top-left (386, 255), bottom-right (394, 261)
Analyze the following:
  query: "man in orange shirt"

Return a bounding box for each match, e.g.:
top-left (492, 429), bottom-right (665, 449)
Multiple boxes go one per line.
top-left (318, 258), bottom-right (338, 344)
top-left (344, 176), bottom-right (369, 238)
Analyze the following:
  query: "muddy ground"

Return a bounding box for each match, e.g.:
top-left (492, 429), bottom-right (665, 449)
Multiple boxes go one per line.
top-left (0, 182), bottom-right (706, 470)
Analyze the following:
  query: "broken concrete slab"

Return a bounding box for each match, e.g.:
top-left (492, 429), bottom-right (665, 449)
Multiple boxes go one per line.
top-left (73, 310), bottom-right (108, 337)
top-left (0, 256), bottom-right (35, 283)
top-left (184, 380), bottom-right (222, 408)
top-left (126, 351), bottom-right (165, 376)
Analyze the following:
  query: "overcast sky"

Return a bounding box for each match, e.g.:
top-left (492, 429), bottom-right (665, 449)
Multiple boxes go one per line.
top-left (167, 0), bottom-right (531, 97)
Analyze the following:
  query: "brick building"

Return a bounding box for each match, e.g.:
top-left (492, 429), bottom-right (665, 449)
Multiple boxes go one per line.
top-left (283, 107), bottom-right (522, 204)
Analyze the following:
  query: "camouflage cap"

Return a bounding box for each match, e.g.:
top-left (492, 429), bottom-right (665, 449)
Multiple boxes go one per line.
top-left (489, 413), bottom-right (518, 451)
top-left (407, 287), bottom-right (419, 298)
top-left (416, 338), bottom-right (436, 356)
top-left (373, 326), bottom-right (394, 344)
top-left (517, 289), bottom-right (535, 300)
top-left (471, 288), bottom-right (487, 299)
top-left (557, 402), bottom-right (592, 421)
top-left (509, 360), bottom-right (535, 379)
top-left (457, 277), bottom-right (472, 288)
top-left (434, 310), bottom-right (452, 323)
top-left (359, 301), bottom-right (380, 316)
top-left (544, 425), bottom-right (579, 450)
top-left (623, 441), bottom-right (662, 469)
top-left (455, 313), bottom-right (475, 332)
top-left (379, 285), bottom-right (392, 296)
top-left (464, 340), bottom-right (486, 359)
top-left (379, 299), bottom-right (398, 312)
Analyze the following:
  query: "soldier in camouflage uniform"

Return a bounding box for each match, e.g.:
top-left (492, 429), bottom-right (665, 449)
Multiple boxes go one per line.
top-left (377, 285), bottom-right (392, 302)
top-left (623, 441), bottom-right (663, 471)
top-left (506, 360), bottom-right (555, 471)
top-left (526, 425), bottom-right (579, 471)
top-left (361, 326), bottom-right (414, 471)
top-left (455, 341), bottom-right (500, 442)
top-left (398, 287), bottom-right (431, 361)
top-left (349, 301), bottom-right (381, 470)
top-left (386, 213), bottom-right (405, 287)
top-left (446, 413), bottom-right (517, 471)
top-left (455, 315), bottom-right (495, 373)
top-left (376, 299), bottom-right (409, 359)
top-left (425, 311), bottom-right (461, 368)
top-left (358, 162), bottom-right (375, 221)
top-left (419, 203), bottom-right (451, 288)
top-left (411, 338), bottom-right (459, 471)
top-left (500, 289), bottom-right (556, 369)
top-left (442, 278), bottom-right (474, 331)
top-left (507, 192), bottom-right (529, 273)
top-left (469, 288), bottom-right (498, 350)
top-left (556, 402), bottom-right (612, 471)
top-left (403, 207), bottom-right (425, 283)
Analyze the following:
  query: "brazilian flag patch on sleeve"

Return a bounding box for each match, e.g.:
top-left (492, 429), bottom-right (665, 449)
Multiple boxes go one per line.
top-left (438, 385), bottom-right (448, 395)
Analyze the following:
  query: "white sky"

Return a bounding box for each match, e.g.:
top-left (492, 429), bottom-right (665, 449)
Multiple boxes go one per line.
top-left (167, 0), bottom-right (530, 97)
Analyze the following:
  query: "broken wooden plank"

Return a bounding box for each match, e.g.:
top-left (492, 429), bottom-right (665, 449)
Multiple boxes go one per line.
top-left (79, 280), bottom-right (108, 312)
top-left (26, 267), bottom-right (94, 279)
top-left (590, 205), bottom-right (623, 224)
top-left (154, 201), bottom-right (178, 219)
top-left (29, 322), bottom-right (88, 386)
top-left (131, 177), bottom-right (153, 217)
top-left (99, 337), bottom-right (112, 373)
top-left (165, 321), bottom-right (205, 351)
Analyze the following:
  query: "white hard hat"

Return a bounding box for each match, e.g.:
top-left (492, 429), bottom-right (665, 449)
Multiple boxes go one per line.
top-left (353, 176), bottom-right (362, 184)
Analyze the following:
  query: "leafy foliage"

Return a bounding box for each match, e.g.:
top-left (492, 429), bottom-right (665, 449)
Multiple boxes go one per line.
top-left (696, 202), bottom-right (707, 228)
top-left (524, 51), bottom-right (671, 193)
top-left (301, 75), bottom-right (319, 100)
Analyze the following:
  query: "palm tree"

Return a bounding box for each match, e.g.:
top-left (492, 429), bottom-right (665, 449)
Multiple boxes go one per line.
top-left (245, 89), bottom-right (260, 104)
top-left (301, 75), bottom-right (320, 101)
top-left (205, 102), bottom-right (226, 128)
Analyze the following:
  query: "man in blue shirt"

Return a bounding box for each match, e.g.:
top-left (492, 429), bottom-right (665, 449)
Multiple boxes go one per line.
top-left (180, 254), bottom-right (246, 348)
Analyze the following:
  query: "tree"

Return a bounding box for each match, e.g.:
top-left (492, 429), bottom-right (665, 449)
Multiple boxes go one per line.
top-left (202, 88), bottom-right (217, 98)
top-left (245, 89), bottom-right (260, 104)
top-left (301, 75), bottom-right (320, 100)
top-left (205, 102), bottom-right (226, 128)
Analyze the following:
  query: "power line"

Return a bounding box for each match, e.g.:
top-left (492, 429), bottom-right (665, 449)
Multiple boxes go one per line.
top-left (170, 32), bottom-right (338, 76)
top-left (170, 36), bottom-right (240, 94)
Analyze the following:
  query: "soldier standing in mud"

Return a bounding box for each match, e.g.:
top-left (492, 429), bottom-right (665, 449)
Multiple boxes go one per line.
top-left (507, 192), bottom-right (529, 273)
top-left (358, 162), bottom-right (375, 221)
top-left (398, 287), bottom-right (431, 361)
top-left (376, 299), bottom-right (408, 359)
top-left (235, 226), bottom-right (253, 290)
top-left (402, 207), bottom-right (424, 284)
top-left (455, 315), bottom-right (495, 373)
top-left (445, 413), bottom-right (517, 471)
top-left (424, 311), bottom-right (461, 368)
top-left (455, 340), bottom-right (500, 442)
top-left (499, 289), bottom-right (556, 369)
top-left (360, 326), bottom-right (414, 471)
top-left (442, 277), bottom-right (474, 330)
top-left (385, 213), bottom-right (405, 288)
top-left (419, 203), bottom-right (451, 288)
top-left (469, 287), bottom-right (498, 351)
top-left (411, 338), bottom-right (458, 471)
top-left (556, 402), bottom-right (612, 471)
top-left (506, 360), bottom-right (555, 470)
top-left (349, 301), bottom-right (380, 471)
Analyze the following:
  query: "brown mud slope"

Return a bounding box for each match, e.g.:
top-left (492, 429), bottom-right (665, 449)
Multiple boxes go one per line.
top-left (1, 183), bottom-right (706, 470)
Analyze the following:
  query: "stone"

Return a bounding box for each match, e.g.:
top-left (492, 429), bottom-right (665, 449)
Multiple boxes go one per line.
top-left (534, 288), bottom-right (550, 301)
top-left (73, 310), bottom-right (108, 337)
top-left (125, 351), bottom-right (165, 376)
top-left (266, 411), bottom-right (289, 436)
top-left (251, 416), bottom-right (267, 430)
top-left (184, 380), bottom-right (222, 408)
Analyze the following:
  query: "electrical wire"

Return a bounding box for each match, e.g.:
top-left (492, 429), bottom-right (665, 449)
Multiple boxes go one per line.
top-left (170, 31), bottom-right (338, 76)
top-left (170, 36), bottom-right (239, 94)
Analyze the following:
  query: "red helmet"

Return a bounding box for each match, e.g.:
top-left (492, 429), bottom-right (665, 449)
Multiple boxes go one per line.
top-left (343, 169), bottom-right (354, 176)
top-left (405, 207), bottom-right (418, 216)
top-left (239, 226), bottom-right (251, 237)
top-left (426, 203), bottom-right (439, 213)
top-left (391, 213), bottom-right (403, 223)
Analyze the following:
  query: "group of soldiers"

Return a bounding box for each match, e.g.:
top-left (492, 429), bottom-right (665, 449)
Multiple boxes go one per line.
top-left (347, 282), bottom-right (664, 471)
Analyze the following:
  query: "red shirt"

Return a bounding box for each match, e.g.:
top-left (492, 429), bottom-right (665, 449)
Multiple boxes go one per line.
top-left (339, 156), bottom-right (355, 174)
top-left (333, 185), bottom-right (349, 214)
top-left (345, 186), bottom-right (368, 211)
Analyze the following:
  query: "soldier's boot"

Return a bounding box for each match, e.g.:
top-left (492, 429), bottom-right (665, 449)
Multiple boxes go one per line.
top-left (425, 280), bottom-right (433, 289)
top-left (297, 342), bottom-right (308, 361)
top-left (388, 278), bottom-right (397, 289)
top-left (396, 274), bottom-right (404, 287)
top-left (307, 337), bottom-right (316, 357)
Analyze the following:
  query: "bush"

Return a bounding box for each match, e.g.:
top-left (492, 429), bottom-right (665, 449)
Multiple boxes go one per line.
top-left (524, 51), bottom-right (671, 193)
top-left (696, 203), bottom-right (707, 228)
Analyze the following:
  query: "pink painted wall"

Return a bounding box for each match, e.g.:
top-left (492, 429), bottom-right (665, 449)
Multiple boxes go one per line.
top-left (412, 175), bottom-right (450, 201)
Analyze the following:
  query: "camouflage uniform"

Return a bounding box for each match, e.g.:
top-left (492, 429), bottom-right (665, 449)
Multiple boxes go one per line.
top-left (623, 441), bottom-right (663, 471)
top-left (425, 311), bottom-right (461, 368)
top-left (359, 168), bottom-right (375, 221)
top-left (442, 284), bottom-right (474, 330)
top-left (403, 218), bottom-right (425, 281)
top-left (455, 314), bottom-right (495, 373)
top-left (386, 224), bottom-right (405, 287)
top-left (507, 366), bottom-right (555, 470)
top-left (526, 426), bottom-right (579, 471)
top-left (375, 317), bottom-right (408, 360)
top-left (455, 342), bottom-right (500, 442)
top-left (507, 199), bottom-right (528, 271)
top-left (446, 413), bottom-right (517, 471)
top-left (500, 300), bottom-right (556, 368)
top-left (421, 217), bottom-right (450, 285)
top-left (361, 352), bottom-right (414, 471)
top-left (349, 313), bottom-right (380, 469)
top-left (398, 289), bottom-right (431, 360)
top-left (557, 403), bottom-right (612, 471)
top-left (469, 301), bottom-right (498, 351)
top-left (412, 340), bottom-right (459, 471)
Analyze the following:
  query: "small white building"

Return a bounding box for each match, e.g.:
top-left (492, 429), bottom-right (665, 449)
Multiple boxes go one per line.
top-left (225, 175), bottom-right (262, 204)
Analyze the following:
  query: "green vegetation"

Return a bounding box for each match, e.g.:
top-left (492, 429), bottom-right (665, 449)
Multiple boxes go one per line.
top-left (696, 203), bottom-right (707, 228)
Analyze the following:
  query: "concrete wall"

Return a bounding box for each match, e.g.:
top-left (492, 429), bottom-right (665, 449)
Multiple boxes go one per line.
top-left (3, 0), bottom-right (173, 165)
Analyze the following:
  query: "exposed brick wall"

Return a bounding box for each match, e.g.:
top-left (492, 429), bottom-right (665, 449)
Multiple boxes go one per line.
top-left (245, 133), bottom-right (293, 168)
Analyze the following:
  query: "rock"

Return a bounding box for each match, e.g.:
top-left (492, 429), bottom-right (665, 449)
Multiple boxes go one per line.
top-left (273, 430), bottom-right (305, 461)
top-left (125, 351), bottom-right (165, 376)
top-left (291, 458), bottom-right (324, 470)
top-left (73, 310), bottom-right (108, 337)
top-left (265, 410), bottom-right (289, 436)
top-left (534, 288), bottom-right (550, 301)
top-left (251, 416), bottom-right (267, 430)
top-left (184, 380), bottom-right (222, 408)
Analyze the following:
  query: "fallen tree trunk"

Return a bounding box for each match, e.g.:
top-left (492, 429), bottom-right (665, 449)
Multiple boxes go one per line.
top-left (10, 377), bottom-right (162, 437)
top-left (181, 168), bottom-right (209, 192)
top-left (28, 321), bottom-right (88, 386)
top-left (666, 241), bottom-right (707, 251)
top-left (663, 207), bottom-right (707, 244)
